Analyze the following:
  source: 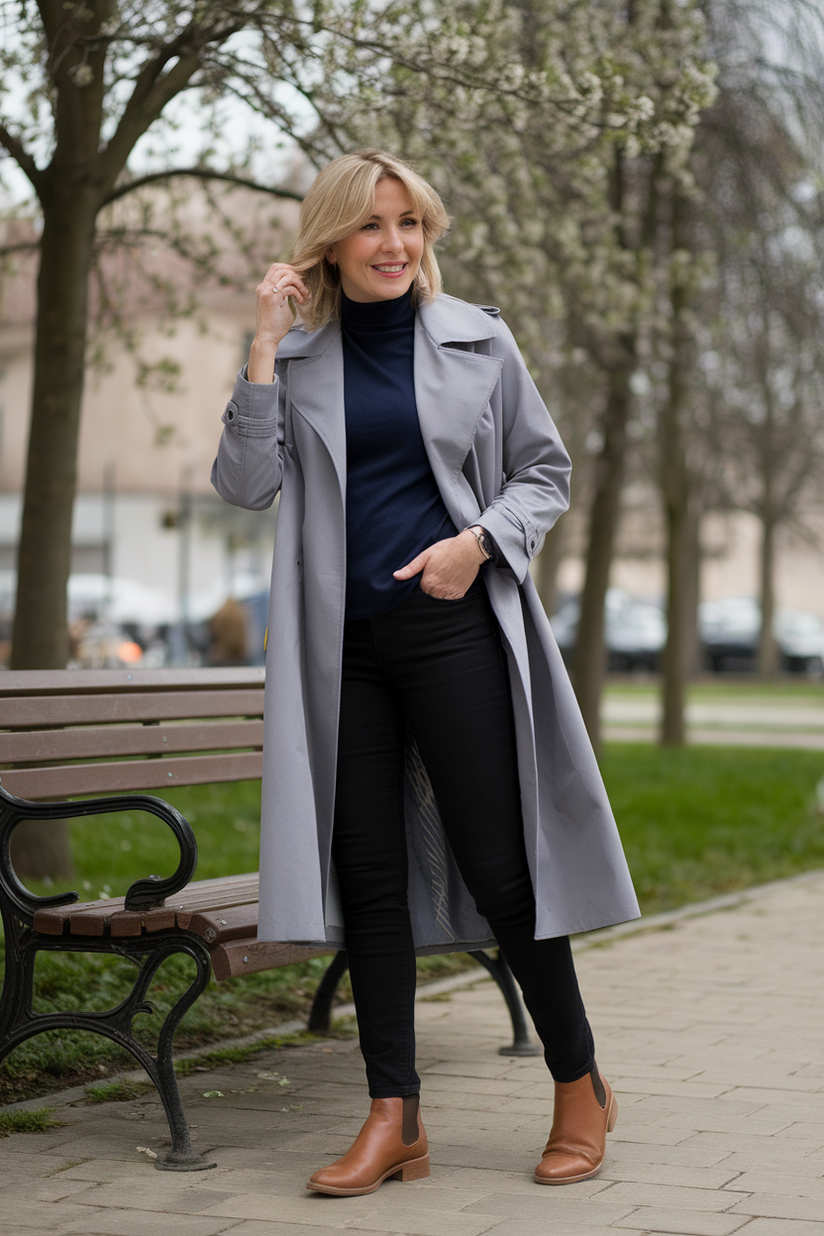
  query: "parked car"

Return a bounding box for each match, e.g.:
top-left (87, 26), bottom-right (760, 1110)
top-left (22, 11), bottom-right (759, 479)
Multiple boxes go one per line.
top-left (699, 596), bottom-right (824, 675)
top-left (550, 588), bottom-right (667, 672)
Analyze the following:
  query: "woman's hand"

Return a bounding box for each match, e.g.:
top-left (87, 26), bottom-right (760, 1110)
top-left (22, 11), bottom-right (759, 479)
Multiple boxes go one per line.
top-left (247, 263), bottom-right (310, 383)
top-left (394, 530), bottom-right (485, 599)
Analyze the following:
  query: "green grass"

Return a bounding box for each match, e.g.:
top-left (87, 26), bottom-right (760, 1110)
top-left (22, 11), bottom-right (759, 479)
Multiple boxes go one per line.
top-left (602, 743), bottom-right (824, 912)
top-left (2, 744), bottom-right (824, 1105)
top-left (173, 1023), bottom-right (355, 1077)
top-left (605, 677), bottom-right (824, 704)
top-left (83, 1079), bottom-right (153, 1104)
top-left (0, 1108), bottom-right (61, 1136)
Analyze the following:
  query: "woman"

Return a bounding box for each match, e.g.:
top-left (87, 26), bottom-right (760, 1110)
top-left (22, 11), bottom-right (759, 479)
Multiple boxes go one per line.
top-left (212, 149), bottom-right (639, 1197)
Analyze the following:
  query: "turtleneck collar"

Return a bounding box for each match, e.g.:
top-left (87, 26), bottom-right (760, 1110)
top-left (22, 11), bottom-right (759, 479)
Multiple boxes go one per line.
top-left (341, 285), bottom-right (416, 332)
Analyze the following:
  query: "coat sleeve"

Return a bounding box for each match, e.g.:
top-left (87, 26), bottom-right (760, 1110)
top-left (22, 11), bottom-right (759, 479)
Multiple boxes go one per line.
top-left (476, 318), bottom-right (571, 583)
top-left (210, 365), bottom-right (286, 510)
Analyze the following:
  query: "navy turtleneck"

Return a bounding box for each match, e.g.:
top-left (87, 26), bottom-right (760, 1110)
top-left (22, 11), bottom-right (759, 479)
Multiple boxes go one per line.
top-left (341, 286), bottom-right (456, 620)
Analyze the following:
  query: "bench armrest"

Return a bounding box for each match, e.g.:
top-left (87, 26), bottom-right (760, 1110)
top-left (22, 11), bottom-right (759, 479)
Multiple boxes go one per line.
top-left (0, 778), bottom-right (198, 924)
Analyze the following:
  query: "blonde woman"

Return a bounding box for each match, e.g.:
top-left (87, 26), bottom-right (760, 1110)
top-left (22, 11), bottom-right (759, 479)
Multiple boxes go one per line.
top-left (212, 150), bottom-right (639, 1196)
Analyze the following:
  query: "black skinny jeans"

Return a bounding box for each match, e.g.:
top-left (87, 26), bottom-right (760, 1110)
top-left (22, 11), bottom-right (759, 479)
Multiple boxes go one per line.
top-left (332, 577), bottom-right (595, 1098)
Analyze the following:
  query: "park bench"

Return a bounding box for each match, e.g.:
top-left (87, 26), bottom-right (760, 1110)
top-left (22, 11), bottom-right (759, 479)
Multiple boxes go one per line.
top-left (0, 668), bottom-right (537, 1170)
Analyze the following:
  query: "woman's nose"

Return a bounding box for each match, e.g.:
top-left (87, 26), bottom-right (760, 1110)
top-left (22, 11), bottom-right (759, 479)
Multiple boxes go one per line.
top-left (381, 228), bottom-right (404, 252)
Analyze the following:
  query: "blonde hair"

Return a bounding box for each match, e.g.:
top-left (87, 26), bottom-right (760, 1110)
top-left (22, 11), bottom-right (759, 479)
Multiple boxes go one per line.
top-left (290, 150), bottom-right (450, 331)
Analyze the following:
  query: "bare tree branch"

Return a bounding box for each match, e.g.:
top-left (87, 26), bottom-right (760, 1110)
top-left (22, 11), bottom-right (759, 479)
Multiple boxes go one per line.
top-left (0, 239), bottom-right (40, 257)
top-left (0, 122), bottom-right (43, 192)
top-left (102, 167), bottom-right (304, 206)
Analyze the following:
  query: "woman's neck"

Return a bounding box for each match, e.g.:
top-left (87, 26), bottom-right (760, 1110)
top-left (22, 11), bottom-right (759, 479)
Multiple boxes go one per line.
top-left (340, 285), bottom-right (415, 332)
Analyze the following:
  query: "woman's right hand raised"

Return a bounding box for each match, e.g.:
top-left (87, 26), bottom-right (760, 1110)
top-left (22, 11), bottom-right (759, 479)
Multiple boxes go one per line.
top-left (248, 263), bottom-right (310, 383)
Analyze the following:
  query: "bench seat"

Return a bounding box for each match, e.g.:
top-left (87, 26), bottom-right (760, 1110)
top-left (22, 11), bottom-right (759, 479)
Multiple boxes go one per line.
top-left (30, 873), bottom-right (331, 979)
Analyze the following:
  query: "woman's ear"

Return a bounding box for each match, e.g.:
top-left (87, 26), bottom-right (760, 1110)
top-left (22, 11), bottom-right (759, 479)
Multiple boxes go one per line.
top-left (325, 247), bottom-right (337, 265)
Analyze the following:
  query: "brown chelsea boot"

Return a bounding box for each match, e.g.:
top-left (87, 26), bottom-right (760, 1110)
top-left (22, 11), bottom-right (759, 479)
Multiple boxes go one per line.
top-left (534, 1065), bottom-right (617, 1185)
top-left (307, 1094), bottom-right (429, 1196)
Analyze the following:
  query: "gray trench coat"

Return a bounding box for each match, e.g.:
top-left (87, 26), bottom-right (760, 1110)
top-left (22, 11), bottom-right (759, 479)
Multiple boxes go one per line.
top-left (212, 293), bottom-right (640, 949)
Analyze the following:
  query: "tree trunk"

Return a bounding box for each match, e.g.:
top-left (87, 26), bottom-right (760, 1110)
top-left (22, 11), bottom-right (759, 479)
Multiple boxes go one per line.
top-left (758, 513), bottom-right (779, 676)
top-left (660, 497), bottom-right (701, 743)
top-left (532, 518), bottom-right (566, 618)
top-left (11, 188), bottom-right (98, 671)
top-left (10, 819), bottom-right (75, 884)
top-left (659, 190), bottom-right (700, 745)
top-left (683, 516), bottom-right (701, 677)
top-left (9, 185), bottom-right (97, 880)
top-left (572, 360), bottom-right (634, 753)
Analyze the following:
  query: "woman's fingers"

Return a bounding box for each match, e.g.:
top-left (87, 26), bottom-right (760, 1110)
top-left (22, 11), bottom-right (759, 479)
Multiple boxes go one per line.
top-left (256, 280), bottom-right (308, 306)
top-left (261, 264), bottom-right (310, 302)
top-left (393, 550), bottom-right (429, 580)
top-left (396, 536), bottom-right (481, 599)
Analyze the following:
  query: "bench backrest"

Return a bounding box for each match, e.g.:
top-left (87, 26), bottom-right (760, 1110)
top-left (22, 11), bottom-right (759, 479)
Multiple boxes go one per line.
top-left (0, 668), bottom-right (265, 800)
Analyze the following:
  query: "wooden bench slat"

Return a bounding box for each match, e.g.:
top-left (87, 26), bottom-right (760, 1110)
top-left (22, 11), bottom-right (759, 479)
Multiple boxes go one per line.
top-left (183, 903), bottom-right (258, 943)
top-left (0, 669), bottom-right (265, 697)
top-left (211, 940), bottom-right (331, 982)
top-left (0, 720), bottom-right (264, 764)
top-left (171, 889), bottom-right (260, 916)
top-left (67, 906), bottom-right (118, 936)
top-left (32, 874), bottom-right (261, 936)
top-left (1, 689), bottom-right (265, 729)
top-left (2, 751), bottom-right (263, 799)
top-left (33, 897), bottom-right (123, 935)
top-left (165, 870), bottom-right (259, 899)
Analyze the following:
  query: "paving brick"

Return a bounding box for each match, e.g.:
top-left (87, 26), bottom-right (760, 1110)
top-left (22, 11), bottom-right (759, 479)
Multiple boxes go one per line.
top-left (779, 1123), bottom-right (824, 1143)
top-left (727, 1192), bottom-right (824, 1221)
top-left (724, 1171), bottom-right (824, 1196)
top-left (734, 1222), bottom-right (824, 1235)
top-left (611, 1210), bottom-right (753, 1234)
top-left (59, 1214), bottom-right (240, 1236)
top-left (592, 1181), bottom-right (740, 1211)
top-left (459, 1192), bottom-right (636, 1224)
top-left (66, 1181), bottom-right (238, 1212)
top-left (0, 1176), bottom-right (96, 1203)
top-left (335, 1212), bottom-right (504, 1236)
top-left (200, 1191), bottom-right (375, 1225)
top-left (599, 1163), bottom-right (740, 1189)
top-left (0, 1197), bottom-right (109, 1231)
top-left (450, 1224), bottom-right (634, 1236)
top-left (677, 1132), bottom-right (824, 1162)
top-left (206, 1226), bottom-right (351, 1236)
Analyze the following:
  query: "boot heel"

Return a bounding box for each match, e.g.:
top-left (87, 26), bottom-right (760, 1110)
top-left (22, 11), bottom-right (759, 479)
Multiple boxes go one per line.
top-left (607, 1094), bottom-right (618, 1133)
top-left (392, 1153), bottom-right (430, 1182)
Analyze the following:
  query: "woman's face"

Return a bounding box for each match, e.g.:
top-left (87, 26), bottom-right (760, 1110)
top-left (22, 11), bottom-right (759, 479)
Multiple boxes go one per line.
top-left (326, 178), bottom-right (424, 303)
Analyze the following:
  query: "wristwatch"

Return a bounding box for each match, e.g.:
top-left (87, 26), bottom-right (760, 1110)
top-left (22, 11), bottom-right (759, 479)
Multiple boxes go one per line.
top-left (466, 525), bottom-right (493, 561)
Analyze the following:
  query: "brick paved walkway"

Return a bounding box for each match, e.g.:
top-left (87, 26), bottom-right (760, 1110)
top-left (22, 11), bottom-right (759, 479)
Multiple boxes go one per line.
top-left (2, 870), bottom-right (823, 1236)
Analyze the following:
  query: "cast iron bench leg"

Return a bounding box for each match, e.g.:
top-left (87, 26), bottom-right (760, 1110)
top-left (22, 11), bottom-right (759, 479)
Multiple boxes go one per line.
top-left (0, 919), bottom-right (217, 1171)
top-left (467, 949), bottom-right (541, 1056)
top-left (307, 948), bottom-right (541, 1056)
top-left (307, 950), bottom-right (349, 1032)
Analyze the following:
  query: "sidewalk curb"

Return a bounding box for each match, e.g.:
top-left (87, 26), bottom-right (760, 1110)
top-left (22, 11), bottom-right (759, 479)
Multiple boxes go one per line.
top-left (6, 867), bottom-right (823, 1116)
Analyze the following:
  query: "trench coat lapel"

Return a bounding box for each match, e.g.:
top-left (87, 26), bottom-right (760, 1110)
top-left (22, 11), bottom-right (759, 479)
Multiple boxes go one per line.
top-left (414, 300), bottom-right (502, 501)
top-left (280, 321), bottom-right (347, 496)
